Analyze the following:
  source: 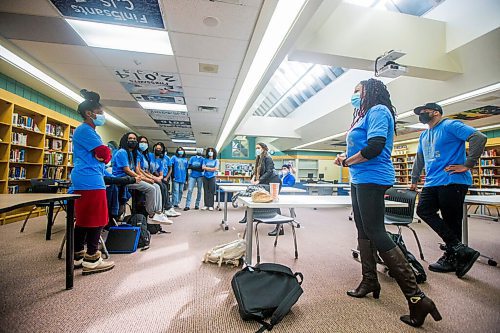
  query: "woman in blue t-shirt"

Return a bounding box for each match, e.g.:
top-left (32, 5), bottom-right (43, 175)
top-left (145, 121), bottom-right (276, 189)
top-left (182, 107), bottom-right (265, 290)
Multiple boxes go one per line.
top-left (185, 148), bottom-right (205, 211)
top-left (71, 89), bottom-right (114, 274)
top-left (170, 147), bottom-right (188, 208)
top-left (335, 79), bottom-right (440, 328)
top-left (152, 142), bottom-right (180, 217)
top-left (201, 147), bottom-right (219, 210)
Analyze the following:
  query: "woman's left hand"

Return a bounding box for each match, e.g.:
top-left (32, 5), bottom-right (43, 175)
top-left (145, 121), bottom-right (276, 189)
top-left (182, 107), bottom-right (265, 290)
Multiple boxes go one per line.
top-left (335, 154), bottom-right (346, 166)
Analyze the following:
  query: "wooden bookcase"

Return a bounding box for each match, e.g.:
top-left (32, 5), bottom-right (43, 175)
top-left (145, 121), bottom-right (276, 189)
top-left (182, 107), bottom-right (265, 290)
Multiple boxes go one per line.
top-left (472, 141), bottom-right (500, 188)
top-left (391, 146), bottom-right (425, 185)
top-left (0, 89), bottom-right (80, 224)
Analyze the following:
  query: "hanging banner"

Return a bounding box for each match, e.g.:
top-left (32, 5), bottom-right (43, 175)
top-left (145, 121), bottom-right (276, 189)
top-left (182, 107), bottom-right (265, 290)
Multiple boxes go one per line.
top-left (50, 0), bottom-right (165, 29)
top-left (114, 69), bottom-right (185, 104)
top-left (146, 110), bottom-right (190, 122)
top-left (164, 131), bottom-right (195, 141)
top-left (154, 119), bottom-right (192, 129)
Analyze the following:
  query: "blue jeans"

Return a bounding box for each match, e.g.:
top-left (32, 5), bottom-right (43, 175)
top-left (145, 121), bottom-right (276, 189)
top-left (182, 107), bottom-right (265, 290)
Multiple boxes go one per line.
top-left (172, 181), bottom-right (185, 207)
top-left (186, 176), bottom-right (203, 208)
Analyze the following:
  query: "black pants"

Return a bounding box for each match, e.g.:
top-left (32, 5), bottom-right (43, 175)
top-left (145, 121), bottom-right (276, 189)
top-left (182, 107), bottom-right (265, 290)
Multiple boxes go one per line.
top-left (161, 180), bottom-right (172, 210)
top-left (203, 177), bottom-right (216, 208)
top-left (416, 184), bottom-right (468, 246)
top-left (74, 226), bottom-right (103, 255)
top-left (351, 184), bottom-right (396, 253)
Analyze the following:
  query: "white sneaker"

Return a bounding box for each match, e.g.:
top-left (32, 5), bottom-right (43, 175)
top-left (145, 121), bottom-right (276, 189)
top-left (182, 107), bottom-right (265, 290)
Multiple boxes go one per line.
top-left (208, 207), bottom-right (214, 211)
top-left (201, 207), bottom-right (209, 210)
top-left (168, 208), bottom-right (181, 217)
top-left (164, 209), bottom-right (176, 217)
top-left (149, 213), bottom-right (173, 225)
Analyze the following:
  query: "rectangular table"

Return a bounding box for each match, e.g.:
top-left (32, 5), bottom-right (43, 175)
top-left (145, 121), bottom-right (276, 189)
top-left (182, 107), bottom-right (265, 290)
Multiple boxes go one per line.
top-left (303, 183), bottom-right (351, 195)
top-left (215, 182), bottom-right (251, 210)
top-left (0, 193), bottom-right (80, 290)
top-left (237, 195), bottom-right (407, 265)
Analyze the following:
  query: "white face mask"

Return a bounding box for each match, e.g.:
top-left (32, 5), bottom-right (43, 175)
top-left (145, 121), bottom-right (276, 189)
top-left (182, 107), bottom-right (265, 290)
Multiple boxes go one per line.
top-left (256, 148), bottom-right (262, 156)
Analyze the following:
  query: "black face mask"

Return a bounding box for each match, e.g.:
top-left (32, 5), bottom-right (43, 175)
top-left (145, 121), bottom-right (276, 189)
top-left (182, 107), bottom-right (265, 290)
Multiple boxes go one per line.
top-left (419, 112), bottom-right (433, 124)
top-left (155, 150), bottom-right (163, 157)
top-left (127, 140), bottom-right (138, 149)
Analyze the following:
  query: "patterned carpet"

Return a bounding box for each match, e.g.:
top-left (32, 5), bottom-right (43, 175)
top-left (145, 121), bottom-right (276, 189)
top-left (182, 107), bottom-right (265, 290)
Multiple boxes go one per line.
top-left (1, 203), bottom-right (499, 333)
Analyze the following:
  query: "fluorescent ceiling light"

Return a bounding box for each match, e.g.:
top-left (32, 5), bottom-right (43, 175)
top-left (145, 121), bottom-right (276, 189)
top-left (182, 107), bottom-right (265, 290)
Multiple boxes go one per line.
top-left (0, 44), bottom-right (84, 102)
top-left (0, 44), bottom-right (129, 129)
top-left (216, 0), bottom-right (307, 151)
top-left (404, 123), bottom-right (428, 130)
top-left (66, 19), bottom-right (173, 55)
top-left (172, 139), bottom-right (196, 144)
top-left (292, 131), bottom-right (348, 150)
top-left (477, 124), bottom-right (500, 131)
top-left (138, 102), bottom-right (188, 112)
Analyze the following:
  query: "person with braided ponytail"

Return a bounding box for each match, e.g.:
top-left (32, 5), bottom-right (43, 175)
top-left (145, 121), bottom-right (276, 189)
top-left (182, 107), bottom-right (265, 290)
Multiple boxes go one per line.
top-left (71, 89), bottom-right (115, 275)
top-left (335, 79), bottom-right (441, 327)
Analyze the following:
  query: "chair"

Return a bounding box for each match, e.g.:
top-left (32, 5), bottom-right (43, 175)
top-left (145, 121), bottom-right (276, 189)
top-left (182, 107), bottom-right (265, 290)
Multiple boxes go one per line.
top-left (317, 187), bottom-right (334, 196)
top-left (244, 208), bottom-right (298, 264)
top-left (384, 188), bottom-right (424, 260)
top-left (20, 178), bottom-right (63, 235)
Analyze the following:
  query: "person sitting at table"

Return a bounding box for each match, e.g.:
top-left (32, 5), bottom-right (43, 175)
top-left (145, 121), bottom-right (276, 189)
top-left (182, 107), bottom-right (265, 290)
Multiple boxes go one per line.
top-left (112, 132), bottom-right (171, 225)
top-left (280, 164), bottom-right (296, 187)
top-left (71, 89), bottom-right (115, 275)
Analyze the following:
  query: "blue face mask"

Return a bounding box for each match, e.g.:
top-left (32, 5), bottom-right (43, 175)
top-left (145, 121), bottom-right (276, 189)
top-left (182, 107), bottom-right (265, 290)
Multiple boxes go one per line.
top-left (351, 93), bottom-right (361, 109)
top-left (178, 151), bottom-right (184, 156)
top-left (208, 151), bottom-right (214, 157)
top-left (139, 142), bottom-right (148, 152)
top-left (92, 113), bottom-right (106, 126)
top-left (256, 148), bottom-right (262, 156)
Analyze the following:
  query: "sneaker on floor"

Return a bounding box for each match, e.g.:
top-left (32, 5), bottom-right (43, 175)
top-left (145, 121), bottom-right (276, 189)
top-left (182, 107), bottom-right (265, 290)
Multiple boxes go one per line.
top-left (174, 205), bottom-right (180, 208)
top-left (82, 250), bottom-right (114, 275)
top-left (149, 213), bottom-right (173, 225)
top-left (429, 252), bottom-right (456, 273)
top-left (194, 206), bottom-right (199, 210)
top-left (167, 207), bottom-right (181, 216)
top-left (208, 207), bottom-right (214, 211)
top-left (74, 250), bottom-right (85, 269)
top-left (183, 207), bottom-right (190, 211)
top-left (201, 206), bottom-right (209, 210)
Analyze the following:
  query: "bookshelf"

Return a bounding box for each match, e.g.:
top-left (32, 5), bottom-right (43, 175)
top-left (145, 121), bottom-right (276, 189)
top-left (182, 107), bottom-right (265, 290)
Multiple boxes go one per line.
top-left (473, 146), bottom-right (500, 187)
top-left (392, 146), bottom-right (425, 185)
top-left (0, 88), bottom-right (80, 224)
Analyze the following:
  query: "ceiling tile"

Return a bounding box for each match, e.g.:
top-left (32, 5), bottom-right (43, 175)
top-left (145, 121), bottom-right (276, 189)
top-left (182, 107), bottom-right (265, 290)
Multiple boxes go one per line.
top-left (90, 48), bottom-right (178, 72)
top-left (183, 96), bottom-right (229, 109)
top-left (183, 86), bottom-right (232, 101)
top-left (162, 0), bottom-right (261, 40)
top-left (176, 56), bottom-right (241, 79)
top-left (108, 107), bottom-right (158, 126)
top-left (45, 63), bottom-right (116, 81)
top-left (0, 0), bottom-right (60, 17)
top-left (180, 74), bottom-right (236, 90)
top-left (169, 32), bottom-right (248, 62)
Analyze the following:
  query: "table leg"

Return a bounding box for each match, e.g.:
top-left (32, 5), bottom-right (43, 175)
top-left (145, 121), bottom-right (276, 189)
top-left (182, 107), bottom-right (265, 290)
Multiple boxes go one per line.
top-left (216, 184), bottom-right (221, 211)
top-left (46, 202), bottom-right (54, 240)
top-left (462, 202), bottom-right (469, 245)
top-left (245, 207), bottom-right (254, 266)
top-left (66, 199), bottom-right (75, 290)
top-left (221, 191), bottom-right (229, 230)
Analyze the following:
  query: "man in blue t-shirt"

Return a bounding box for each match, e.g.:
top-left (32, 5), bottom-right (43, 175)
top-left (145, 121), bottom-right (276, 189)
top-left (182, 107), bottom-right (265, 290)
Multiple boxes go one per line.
top-left (280, 165), bottom-right (296, 187)
top-left (411, 103), bottom-right (487, 278)
top-left (184, 148), bottom-right (205, 210)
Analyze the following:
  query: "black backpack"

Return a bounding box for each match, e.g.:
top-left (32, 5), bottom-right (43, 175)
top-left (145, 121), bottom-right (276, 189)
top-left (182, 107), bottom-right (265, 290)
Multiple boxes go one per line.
top-left (231, 263), bottom-right (304, 333)
top-left (123, 214), bottom-right (150, 249)
top-left (387, 231), bottom-right (427, 284)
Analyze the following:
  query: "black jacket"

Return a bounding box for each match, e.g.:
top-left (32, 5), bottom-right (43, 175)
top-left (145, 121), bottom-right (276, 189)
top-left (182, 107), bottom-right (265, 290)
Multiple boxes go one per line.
top-left (255, 155), bottom-right (280, 185)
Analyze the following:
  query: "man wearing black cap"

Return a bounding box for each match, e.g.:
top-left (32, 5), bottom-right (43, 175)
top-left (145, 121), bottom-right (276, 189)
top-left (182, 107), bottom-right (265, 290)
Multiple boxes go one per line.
top-left (410, 102), bottom-right (487, 278)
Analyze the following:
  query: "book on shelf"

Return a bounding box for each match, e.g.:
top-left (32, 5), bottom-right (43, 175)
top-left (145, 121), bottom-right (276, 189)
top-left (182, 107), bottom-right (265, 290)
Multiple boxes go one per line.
top-left (51, 139), bottom-right (63, 151)
top-left (13, 113), bottom-right (35, 131)
top-left (11, 132), bottom-right (28, 146)
top-left (68, 141), bottom-right (73, 153)
top-left (45, 123), bottom-right (64, 137)
top-left (8, 185), bottom-right (20, 194)
top-left (44, 152), bottom-right (64, 165)
top-left (9, 149), bottom-right (25, 163)
top-left (481, 149), bottom-right (497, 157)
top-left (69, 127), bottom-right (75, 140)
top-left (67, 154), bottom-right (73, 166)
top-left (9, 166), bottom-right (26, 180)
top-left (480, 159), bottom-right (496, 167)
top-left (43, 165), bottom-right (64, 179)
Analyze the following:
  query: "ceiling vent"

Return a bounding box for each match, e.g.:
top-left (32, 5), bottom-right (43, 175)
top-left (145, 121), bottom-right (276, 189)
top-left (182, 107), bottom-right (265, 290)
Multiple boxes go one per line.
top-left (208, 0), bottom-right (243, 5)
top-left (199, 63), bottom-right (219, 74)
top-left (198, 106), bottom-right (218, 113)
top-left (200, 131), bottom-right (213, 135)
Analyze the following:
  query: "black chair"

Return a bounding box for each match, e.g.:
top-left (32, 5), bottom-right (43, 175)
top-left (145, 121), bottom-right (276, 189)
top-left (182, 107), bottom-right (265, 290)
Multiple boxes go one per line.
top-left (20, 178), bottom-right (63, 236)
top-left (384, 188), bottom-right (424, 260)
top-left (244, 208), bottom-right (298, 264)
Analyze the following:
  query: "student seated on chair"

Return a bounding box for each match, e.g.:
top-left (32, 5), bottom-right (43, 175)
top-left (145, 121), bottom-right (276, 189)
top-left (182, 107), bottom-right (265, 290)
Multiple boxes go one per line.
top-left (112, 132), bottom-right (172, 225)
top-left (71, 89), bottom-right (114, 275)
top-left (280, 164), bottom-right (296, 187)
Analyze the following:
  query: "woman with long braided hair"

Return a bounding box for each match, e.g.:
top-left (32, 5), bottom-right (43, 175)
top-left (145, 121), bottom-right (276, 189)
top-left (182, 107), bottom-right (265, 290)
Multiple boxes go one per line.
top-left (335, 78), bottom-right (441, 327)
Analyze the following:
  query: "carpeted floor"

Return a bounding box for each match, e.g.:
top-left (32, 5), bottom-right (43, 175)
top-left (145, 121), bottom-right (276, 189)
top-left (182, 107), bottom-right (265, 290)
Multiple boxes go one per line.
top-left (0, 203), bottom-right (499, 333)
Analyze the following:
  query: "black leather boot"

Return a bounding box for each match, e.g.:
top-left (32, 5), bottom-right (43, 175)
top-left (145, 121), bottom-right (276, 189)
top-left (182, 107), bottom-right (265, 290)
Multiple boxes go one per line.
top-left (268, 225), bottom-right (284, 236)
top-left (347, 239), bottom-right (380, 299)
top-left (379, 246), bottom-right (442, 328)
top-left (429, 246), bottom-right (456, 273)
top-left (452, 242), bottom-right (480, 278)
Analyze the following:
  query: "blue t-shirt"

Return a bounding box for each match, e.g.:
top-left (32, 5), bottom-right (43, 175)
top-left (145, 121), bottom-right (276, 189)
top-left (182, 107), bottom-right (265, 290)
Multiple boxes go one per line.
top-left (162, 155), bottom-right (172, 175)
top-left (138, 152), bottom-right (151, 172)
top-left (189, 155), bottom-right (204, 178)
top-left (280, 173), bottom-right (296, 187)
top-left (346, 104), bottom-right (395, 185)
top-left (112, 149), bottom-right (138, 177)
top-left (70, 123), bottom-right (105, 190)
top-left (203, 158), bottom-right (219, 179)
top-left (149, 153), bottom-right (164, 175)
top-left (171, 155), bottom-right (188, 183)
top-left (418, 119), bottom-right (476, 187)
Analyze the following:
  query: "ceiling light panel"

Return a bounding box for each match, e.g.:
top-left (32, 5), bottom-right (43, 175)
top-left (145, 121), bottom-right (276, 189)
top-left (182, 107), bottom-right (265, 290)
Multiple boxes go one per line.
top-left (138, 101), bottom-right (188, 112)
top-left (66, 19), bottom-right (173, 55)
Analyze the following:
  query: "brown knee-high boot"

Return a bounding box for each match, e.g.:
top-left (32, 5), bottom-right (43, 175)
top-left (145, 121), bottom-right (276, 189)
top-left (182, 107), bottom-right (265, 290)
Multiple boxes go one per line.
top-left (379, 246), bottom-right (442, 327)
top-left (347, 239), bottom-right (380, 298)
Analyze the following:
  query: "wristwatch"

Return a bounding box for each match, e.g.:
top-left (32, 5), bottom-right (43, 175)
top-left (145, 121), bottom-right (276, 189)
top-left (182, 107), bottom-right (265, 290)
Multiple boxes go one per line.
top-left (342, 159), bottom-right (349, 167)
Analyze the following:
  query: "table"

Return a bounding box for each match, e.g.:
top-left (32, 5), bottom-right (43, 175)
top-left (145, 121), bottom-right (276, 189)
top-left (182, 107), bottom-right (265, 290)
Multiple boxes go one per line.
top-left (237, 195), bottom-right (407, 265)
top-left (468, 188), bottom-right (500, 194)
top-left (467, 188), bottom-right (500, 220)
top-left (303, 183), bottom-right (351, 195)
top-left (462, 195), bottom-right (500, 266)
top-left (215, 182), bottom-right (251, 211)
top-left (0, 193), bottom-right (80, 290)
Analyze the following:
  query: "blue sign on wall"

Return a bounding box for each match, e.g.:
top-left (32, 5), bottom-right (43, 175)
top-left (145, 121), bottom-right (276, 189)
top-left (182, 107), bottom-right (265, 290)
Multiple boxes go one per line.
top-left (50, 0), bottom-right (165, 29)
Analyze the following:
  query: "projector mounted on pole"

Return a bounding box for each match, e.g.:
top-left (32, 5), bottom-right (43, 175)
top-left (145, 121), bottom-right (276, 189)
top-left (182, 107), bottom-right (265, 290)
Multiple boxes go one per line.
top-left (375, 50), bottom-right (407, 78)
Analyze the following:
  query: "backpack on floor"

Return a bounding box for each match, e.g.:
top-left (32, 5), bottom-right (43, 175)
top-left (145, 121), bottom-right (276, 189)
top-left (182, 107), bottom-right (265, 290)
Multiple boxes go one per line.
top-left (203, 238), bottom-right (246, 267)
top-left (231, 263), bottom-right (304, 332)
top-left (123, 214), bottom-right (150, 249)
top-left (387, 231), bottom-right (427, 284)
top-left (147, 223), bottom-right (166, 235)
